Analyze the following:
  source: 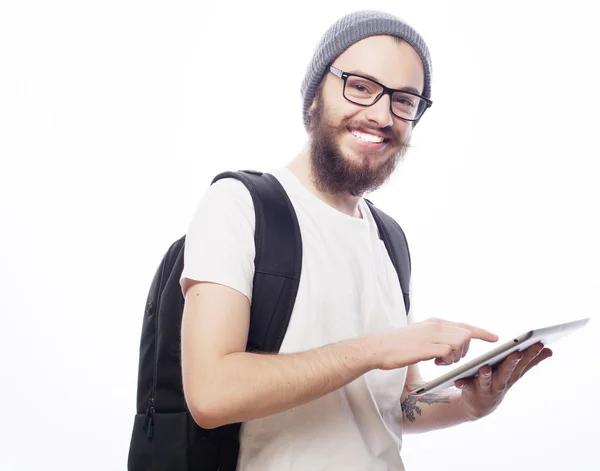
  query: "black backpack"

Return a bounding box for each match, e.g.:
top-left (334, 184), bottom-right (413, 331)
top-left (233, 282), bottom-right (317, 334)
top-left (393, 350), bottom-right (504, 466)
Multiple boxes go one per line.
top-left (127, 170), bottom-right (412, 471)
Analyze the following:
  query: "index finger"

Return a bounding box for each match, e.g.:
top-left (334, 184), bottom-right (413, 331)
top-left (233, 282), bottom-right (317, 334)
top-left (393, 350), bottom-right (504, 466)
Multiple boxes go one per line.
top-left (451, 322), bottom-right (499, 343)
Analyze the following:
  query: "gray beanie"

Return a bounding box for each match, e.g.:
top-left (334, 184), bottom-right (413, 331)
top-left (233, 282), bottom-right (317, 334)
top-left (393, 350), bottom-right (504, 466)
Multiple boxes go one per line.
top-left (300, 10), bottom-right (432, 129)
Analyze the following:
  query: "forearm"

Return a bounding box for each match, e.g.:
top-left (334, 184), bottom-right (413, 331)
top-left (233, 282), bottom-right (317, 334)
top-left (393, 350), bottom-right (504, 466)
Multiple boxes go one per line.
top-left (401, 383), bottom-right (472, 433)
top-left (189, 338), bottom-right (374, 428)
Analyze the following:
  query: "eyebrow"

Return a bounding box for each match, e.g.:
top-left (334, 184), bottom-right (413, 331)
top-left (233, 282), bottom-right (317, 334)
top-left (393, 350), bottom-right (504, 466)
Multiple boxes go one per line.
top-left (347, 69), bottom-right (422, 95)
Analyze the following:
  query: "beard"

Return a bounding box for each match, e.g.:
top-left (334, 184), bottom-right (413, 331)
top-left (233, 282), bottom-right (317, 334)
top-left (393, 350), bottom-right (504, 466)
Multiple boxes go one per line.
top-left (308, 95), bottom-right (410, 197)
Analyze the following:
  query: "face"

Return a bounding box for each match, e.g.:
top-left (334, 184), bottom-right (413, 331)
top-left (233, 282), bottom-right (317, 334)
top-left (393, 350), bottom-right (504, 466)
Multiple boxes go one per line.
top-left (307, 35), bottom-right (425, 196)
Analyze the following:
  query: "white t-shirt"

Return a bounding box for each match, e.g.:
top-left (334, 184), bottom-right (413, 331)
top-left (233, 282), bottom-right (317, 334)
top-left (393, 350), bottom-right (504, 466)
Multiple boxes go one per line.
top-left (181, 167), bottom-right (412, 471)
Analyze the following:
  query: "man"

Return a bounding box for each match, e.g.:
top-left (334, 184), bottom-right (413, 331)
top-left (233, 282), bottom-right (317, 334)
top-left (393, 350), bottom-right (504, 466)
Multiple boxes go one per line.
top-left (179, 10), bottom-right (552, 471)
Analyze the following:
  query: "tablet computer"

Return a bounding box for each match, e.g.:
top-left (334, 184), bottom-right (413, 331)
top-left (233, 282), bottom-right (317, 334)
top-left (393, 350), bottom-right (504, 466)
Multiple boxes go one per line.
top-left (408, 317), bottom-right (590, 396)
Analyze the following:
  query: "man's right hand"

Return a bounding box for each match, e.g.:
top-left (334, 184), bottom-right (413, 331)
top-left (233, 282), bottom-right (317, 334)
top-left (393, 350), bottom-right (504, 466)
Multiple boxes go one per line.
top-left (364, 318), bottom-right (499, 371)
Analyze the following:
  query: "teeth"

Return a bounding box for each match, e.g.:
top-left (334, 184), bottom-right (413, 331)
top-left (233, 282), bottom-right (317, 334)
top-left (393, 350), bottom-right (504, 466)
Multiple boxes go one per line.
top-left (351, 129), bottom-right (384, 143)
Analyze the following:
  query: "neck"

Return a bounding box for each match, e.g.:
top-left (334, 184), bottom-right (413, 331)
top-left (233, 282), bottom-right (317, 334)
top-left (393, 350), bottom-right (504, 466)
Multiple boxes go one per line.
top-left (286, 144), bottom-right (363, 219)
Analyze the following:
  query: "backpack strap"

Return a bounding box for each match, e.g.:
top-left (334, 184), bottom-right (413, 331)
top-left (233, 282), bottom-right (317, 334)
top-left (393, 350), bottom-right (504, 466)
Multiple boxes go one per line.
top-left (364, 199), bottom-right (412, 315)
top-left (206, 170), bottom-right (303, 470)
top-left (211, 170), bottom-right (303, 352)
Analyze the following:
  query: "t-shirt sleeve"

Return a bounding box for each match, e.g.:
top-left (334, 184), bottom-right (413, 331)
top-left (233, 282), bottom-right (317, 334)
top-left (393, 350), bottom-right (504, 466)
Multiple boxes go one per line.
top-left (180, 178), bottom-right (256, 301)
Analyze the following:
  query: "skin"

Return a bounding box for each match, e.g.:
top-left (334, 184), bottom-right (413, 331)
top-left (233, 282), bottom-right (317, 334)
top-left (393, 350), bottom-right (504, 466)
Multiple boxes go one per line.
top-left (180, 35), bottom-right (553, 434)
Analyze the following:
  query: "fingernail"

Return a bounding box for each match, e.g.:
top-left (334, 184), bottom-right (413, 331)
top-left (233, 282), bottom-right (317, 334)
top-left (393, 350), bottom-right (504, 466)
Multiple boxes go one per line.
top-left (513, 357), bottom-right (522, 364)
top-left (483, 371), bottom-right (491, 376)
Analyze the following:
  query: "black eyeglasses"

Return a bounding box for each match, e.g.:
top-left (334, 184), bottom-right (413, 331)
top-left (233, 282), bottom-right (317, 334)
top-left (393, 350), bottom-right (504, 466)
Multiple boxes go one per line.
top-left (329, 65), bottom-right (432, 122)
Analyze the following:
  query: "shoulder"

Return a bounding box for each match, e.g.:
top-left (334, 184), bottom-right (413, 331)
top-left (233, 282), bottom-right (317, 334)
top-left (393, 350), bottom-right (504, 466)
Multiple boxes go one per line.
top-left (202, 175), bottom-right (254, 207)
top-left (190, 175), bottom-right (256, 225)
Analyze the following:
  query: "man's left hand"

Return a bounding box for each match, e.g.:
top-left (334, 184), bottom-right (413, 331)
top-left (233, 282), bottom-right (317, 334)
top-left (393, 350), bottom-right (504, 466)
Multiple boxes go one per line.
top-left (455, 342), bottom-right (553, 421)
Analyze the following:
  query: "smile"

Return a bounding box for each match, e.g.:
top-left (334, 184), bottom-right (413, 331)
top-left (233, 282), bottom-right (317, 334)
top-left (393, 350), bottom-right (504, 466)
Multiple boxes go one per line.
top-left (348, 128), bottom-right (390, 147)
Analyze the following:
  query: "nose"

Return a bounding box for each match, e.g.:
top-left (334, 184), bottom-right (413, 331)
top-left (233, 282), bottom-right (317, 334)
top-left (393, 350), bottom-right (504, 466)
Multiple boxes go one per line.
top-left (364, 93), bottom-right (394, 128)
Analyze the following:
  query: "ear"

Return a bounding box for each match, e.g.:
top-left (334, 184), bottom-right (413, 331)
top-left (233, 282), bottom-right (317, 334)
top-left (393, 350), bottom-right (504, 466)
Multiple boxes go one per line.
top-left (306, 94), bottom-right (319, 129)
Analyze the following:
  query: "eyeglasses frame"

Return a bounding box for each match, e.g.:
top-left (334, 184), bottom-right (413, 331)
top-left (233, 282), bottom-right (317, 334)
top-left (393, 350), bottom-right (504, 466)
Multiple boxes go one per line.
top-left (328, 65), bottom-right (433, 123)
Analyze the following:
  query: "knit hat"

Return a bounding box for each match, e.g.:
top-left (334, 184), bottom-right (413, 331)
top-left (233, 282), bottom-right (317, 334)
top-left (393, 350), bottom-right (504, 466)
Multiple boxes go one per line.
top-left (300, 10), bottom-right (432, 129)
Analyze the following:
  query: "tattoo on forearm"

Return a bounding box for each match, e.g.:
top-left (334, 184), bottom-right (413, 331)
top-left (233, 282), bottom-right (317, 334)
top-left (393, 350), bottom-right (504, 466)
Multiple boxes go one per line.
top-left (401, 383), bottom-right (451, 423)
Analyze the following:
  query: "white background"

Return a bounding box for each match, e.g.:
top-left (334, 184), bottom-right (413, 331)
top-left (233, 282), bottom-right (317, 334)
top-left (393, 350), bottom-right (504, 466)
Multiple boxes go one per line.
top-left (1, 0), bottom-right (599, 469)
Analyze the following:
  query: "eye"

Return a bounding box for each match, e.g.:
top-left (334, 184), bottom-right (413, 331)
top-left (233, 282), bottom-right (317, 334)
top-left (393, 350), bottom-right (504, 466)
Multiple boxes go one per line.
top-left (350, 82), bottom-right (374, 94)
top-left (346, 77), bottom-right (378, 96)
top-left (394, 96), bottom-right (415, 108)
